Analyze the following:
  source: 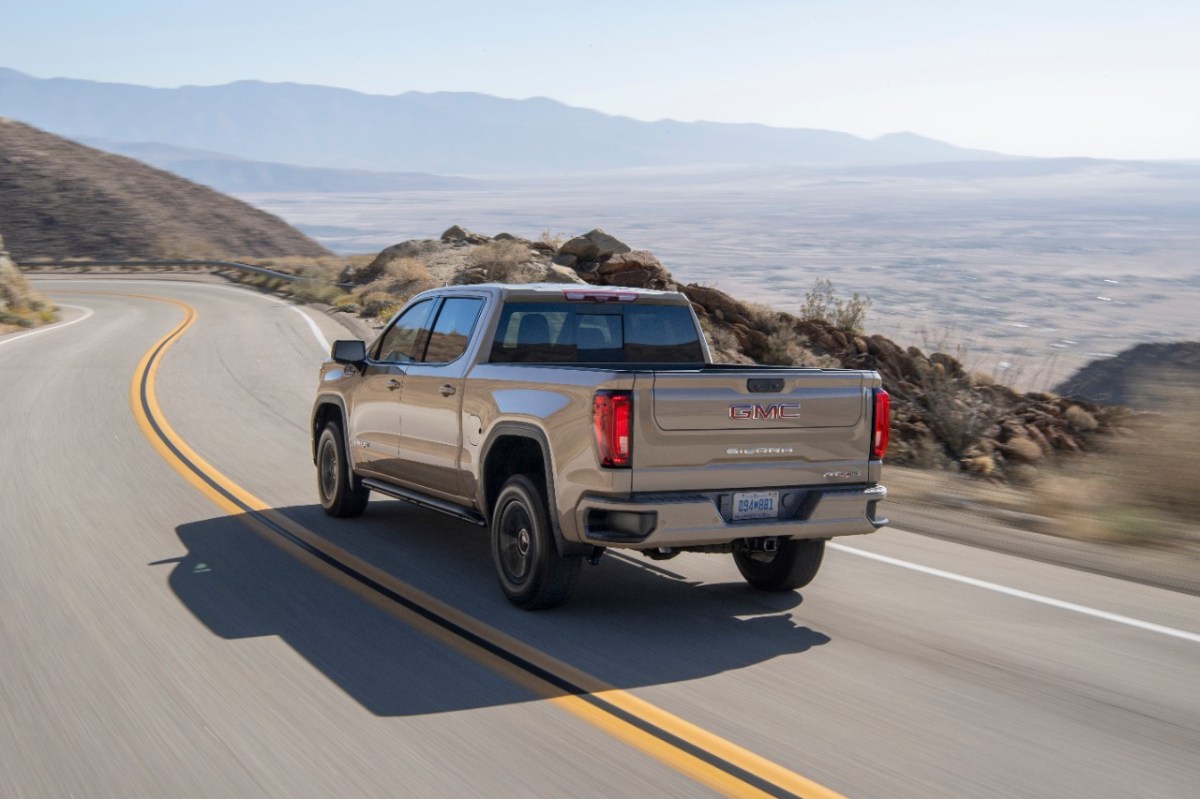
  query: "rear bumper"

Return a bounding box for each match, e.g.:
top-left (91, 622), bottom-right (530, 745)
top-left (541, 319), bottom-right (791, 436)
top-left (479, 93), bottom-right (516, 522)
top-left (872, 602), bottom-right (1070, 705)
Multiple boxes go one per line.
top-left (574, 484), bottom-right (887, 549)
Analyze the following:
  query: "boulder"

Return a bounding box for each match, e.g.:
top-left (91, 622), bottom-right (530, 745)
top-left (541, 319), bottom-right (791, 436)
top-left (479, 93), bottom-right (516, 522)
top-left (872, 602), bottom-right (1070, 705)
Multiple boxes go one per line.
top-left (573, 260), bottom-right (601, 277)
top-left (541, 264), bottom-right (587, 284)
top-left (355, 239), bottom-right (436, 284)
top-left (1000, 435), bottom-right (1043, 463)
top-left (441, 225), bottom-right (490, 245)
top-left (559, 229), bottom-right (631, 261)
top-left (680, 284), bottom-right (749, 325)
top-left (596, 250), bottom-right (673, 289)
top-left (597, 249), bottom-right (663, 276)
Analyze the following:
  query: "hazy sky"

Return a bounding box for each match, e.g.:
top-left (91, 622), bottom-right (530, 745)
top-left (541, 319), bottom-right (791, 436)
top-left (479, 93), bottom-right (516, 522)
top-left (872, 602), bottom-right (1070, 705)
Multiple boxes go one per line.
top-left (6, 0), bottom-right (1198, 159)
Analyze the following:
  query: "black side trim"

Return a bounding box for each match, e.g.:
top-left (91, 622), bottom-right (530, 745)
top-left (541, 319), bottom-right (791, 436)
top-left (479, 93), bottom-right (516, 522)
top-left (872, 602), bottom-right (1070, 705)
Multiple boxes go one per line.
top-left (310, 394), bottom-right (349, 462)
top-left (480, 423), bottom-right (590, 557)
top-left (362, 478), bottom-right (486, 526)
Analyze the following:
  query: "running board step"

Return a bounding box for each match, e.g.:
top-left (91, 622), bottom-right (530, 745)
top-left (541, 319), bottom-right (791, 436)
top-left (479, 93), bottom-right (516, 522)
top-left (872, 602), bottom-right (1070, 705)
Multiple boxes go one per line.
top-left (361, 479), bottom-right (487, 526)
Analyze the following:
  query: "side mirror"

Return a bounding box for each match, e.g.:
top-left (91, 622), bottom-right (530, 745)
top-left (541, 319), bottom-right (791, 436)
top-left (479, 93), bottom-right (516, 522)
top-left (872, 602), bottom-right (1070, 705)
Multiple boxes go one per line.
top-left (331, 339), bottom-right (367, 364)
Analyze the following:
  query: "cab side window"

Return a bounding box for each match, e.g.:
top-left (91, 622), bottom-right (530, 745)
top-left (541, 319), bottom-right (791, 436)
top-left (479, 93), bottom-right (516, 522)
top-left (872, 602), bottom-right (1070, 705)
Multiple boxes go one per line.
top-left (375, 299), bottom-right (434, 363)
top-left (423, 298), bottom-right (485, 364)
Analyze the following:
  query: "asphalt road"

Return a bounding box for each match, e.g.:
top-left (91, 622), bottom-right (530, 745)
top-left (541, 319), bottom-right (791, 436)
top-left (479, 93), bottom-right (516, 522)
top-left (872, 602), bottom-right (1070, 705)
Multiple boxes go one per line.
top-left (2, 277), bottom-right (1197, 798)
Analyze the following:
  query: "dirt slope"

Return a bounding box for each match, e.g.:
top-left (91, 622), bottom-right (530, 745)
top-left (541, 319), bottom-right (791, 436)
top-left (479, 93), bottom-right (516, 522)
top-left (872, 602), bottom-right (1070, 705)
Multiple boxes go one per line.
top-left (0, 118), bottom-right (329, 259)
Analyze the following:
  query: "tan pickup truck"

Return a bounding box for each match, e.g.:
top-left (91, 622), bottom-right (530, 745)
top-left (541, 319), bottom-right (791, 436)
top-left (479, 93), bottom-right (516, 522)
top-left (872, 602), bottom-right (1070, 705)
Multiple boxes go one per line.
top-left (312, 284), bottom-right (889, 609)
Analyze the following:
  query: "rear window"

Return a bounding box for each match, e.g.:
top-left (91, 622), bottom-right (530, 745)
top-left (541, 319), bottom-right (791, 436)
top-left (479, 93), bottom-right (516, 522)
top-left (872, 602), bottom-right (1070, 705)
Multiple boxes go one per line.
top-left (490, 301), bottom-right (704, 364)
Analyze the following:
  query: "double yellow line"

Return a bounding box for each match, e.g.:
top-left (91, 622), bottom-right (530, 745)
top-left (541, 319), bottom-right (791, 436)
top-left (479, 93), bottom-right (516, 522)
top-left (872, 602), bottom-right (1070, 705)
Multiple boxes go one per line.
top-left (127, 291), bottom-right (848, 799)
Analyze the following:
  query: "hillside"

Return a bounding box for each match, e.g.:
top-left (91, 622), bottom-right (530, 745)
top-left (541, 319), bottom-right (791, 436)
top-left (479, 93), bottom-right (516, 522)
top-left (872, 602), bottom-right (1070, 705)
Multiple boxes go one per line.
top-left (0, 67), bottom-right (1001, 175)
top-left (0, 118), bottom-right (330, 259)
top-left (1054, 342), bottom-right (1200, 408)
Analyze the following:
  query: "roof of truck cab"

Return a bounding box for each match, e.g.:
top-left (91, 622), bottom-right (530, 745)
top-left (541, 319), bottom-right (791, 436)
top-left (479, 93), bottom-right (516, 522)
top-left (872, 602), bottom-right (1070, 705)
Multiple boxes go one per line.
top-left (421, 283), bottom-right (692, 302)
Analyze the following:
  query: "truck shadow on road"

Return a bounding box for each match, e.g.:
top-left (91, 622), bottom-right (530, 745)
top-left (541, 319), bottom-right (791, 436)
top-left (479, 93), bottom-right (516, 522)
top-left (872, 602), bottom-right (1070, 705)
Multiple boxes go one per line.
top-left (159, 501), bottom-right (831, 717)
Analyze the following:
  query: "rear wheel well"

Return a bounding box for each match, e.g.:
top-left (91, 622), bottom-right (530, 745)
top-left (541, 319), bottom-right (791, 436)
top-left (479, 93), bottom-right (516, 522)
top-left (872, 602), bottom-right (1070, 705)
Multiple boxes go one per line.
top-left (484, 436), bottom-right (546, 516)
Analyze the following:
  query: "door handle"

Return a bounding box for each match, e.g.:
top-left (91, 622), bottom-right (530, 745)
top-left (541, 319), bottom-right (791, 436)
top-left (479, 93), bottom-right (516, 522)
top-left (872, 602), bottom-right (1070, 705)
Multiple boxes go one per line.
top-left (439, 384), bottom-right (457, 397)
top-left (386, 379), bottom-right (401, 391)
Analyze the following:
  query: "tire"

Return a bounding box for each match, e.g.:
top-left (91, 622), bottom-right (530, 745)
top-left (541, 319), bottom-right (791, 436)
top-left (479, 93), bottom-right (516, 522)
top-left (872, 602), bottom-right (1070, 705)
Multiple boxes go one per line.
top-left (733, 538), bottom-right (825, 591)
top-left (490, 475), bottom-right (581, 609)
top-left (316, 421), bottom-right (370, 517)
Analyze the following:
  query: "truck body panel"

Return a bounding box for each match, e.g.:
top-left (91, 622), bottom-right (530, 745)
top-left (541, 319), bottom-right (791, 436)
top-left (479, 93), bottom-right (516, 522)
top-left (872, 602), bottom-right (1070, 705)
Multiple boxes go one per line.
top-left (312, 283), bottom-right (888, 602)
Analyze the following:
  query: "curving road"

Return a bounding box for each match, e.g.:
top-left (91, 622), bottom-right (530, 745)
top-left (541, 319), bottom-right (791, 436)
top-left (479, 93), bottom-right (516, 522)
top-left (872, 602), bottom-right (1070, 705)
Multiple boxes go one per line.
top-left (2, 277), bottom-right (1197, 798)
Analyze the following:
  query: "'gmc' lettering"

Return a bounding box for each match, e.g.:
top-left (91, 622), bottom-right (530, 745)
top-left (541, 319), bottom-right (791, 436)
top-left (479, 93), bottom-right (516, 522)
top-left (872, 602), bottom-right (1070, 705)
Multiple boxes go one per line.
top-left (728, 403), bottom-right (801, 420)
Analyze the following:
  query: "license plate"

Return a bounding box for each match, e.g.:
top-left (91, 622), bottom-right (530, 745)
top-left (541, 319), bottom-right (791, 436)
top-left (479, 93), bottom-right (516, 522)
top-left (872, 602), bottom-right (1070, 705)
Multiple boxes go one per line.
top-left (733, 491), bottom-right (779, 521)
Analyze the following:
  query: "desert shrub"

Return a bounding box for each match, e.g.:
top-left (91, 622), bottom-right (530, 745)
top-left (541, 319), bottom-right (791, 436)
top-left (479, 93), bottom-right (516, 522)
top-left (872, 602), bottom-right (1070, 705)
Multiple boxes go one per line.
top-left (385, 256), bottom-right (432, 285)
top-left (761, 329), bottom-right (838, 367)
top-left (743, 301), bottom-right (786, 333)
top-left (0, 310), bottom-right (35, 328)
top-left (539, 230), bottom-right (566, 248)
top-left (700, 320), bottom-right (743, 362)
top-left (287, 262), bottom-right (344, 304)
top-left (360, 256), bottom-right (437, 299)
top-left (800, 278), bottom-right (872, 334)
top-left (1064, 404), bottom-right (1099, 432)
top-left (466, 239), bottom-right (532, 282)
top-left (917, 356), bottom-right (1006, 460)
top-left (360, 291), bottom-right (403, 320)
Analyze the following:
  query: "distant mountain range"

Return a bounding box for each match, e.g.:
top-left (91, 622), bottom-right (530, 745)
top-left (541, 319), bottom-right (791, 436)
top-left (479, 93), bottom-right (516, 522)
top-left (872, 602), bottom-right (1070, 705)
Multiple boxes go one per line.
top-left (74, 138), bottom-right (481, 193)
top-left (0, 67), bottom-right (1004, 176)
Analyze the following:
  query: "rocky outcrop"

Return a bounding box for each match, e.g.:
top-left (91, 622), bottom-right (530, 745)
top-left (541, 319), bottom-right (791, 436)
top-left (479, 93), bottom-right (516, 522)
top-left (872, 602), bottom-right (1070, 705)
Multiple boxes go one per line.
top-left (440, 225), bottom-right (491, 245)
top-left (354, 225), bottom-right (1133, 479)
top-left (350, 239), bottom-right (439, 284)
top-left (554, 230), bottom-right (1128, 477)
top-left (559, 229), bottom-right (631, 263)
top-left (1053, 342), bottom-right (1200, 409)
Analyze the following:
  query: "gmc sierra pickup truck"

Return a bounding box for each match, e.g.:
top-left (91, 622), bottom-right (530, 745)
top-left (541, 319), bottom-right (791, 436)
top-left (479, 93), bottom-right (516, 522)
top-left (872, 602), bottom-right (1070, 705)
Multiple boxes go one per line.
top-left (312, 284), bottom-right (889, 609)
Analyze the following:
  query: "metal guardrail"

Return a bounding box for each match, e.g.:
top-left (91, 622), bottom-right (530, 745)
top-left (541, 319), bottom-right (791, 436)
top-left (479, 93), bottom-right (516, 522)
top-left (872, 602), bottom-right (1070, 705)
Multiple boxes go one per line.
top-left (16, 259), bottom-right (354, 288)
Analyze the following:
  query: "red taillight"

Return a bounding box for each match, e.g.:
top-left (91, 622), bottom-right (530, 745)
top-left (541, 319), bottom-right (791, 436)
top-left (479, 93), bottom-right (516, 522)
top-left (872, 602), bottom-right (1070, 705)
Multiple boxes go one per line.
top-left (593, 391), bottom-right (632, 468)
top-left (872, 388), bottom-right (890, 460)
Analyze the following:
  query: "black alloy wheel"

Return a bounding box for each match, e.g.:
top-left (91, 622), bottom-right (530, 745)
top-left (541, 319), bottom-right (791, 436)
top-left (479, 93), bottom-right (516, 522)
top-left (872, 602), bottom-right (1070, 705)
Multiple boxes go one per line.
top-left (317, 421), bottom-right (370, 517)
top-left (490, 474), bottom-right (581, 609)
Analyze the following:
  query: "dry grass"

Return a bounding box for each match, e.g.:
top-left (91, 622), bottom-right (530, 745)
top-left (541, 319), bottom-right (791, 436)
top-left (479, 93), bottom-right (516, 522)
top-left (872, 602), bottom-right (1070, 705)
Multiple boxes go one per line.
top-left (364, 256), bottom-right (436, 297)
top-left (465, 239), bottom-right (533, 282)
top-left (1032, 383), bottom-right (1200, 546)
top-left (539, 229), bottom-right (566, 248)
top-left (761, 330), bottom-right (838, 367)
top-left (1, 248), bottom-right (56, 329)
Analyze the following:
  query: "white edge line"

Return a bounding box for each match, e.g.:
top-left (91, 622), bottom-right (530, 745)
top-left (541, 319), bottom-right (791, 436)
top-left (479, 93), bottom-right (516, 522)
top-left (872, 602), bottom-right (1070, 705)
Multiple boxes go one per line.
top-left (183, 283), bottom-right (330, 353)
top-left (0, 304), bottom-right (95, 350)
top-left (829, 542), bottom-right (1200, 644)
top-left (288, 305), bottom-right (330, 353)
top-left (33, 277), bottom-right (331, 354)
top-left (154, 280), bottom-right (329, 353)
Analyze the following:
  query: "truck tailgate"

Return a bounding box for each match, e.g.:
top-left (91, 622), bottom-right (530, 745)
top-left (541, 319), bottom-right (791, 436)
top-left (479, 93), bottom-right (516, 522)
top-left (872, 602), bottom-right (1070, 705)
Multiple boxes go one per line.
top-left (634, 369), bottom-right (877, 492)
